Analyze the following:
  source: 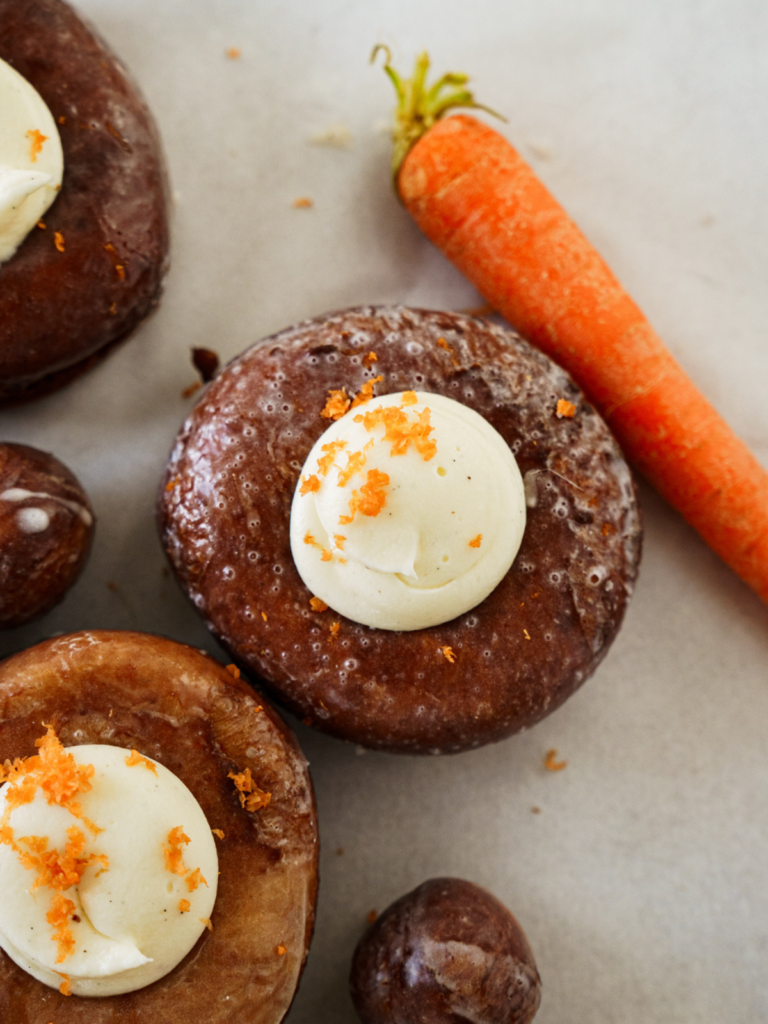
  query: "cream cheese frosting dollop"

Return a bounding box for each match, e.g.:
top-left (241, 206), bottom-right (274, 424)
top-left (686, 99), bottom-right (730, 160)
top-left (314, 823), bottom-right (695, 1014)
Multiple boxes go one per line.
top-left (0, 56), bottom-right (64, 262)
top-left (290, 391), bottom-right (526, 630)
top-left (0, 737), bottom-right (218, 997)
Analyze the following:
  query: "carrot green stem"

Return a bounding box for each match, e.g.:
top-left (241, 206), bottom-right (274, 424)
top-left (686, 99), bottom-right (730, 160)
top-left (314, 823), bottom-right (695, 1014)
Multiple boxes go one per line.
top-left (370, 46), bottom-right (505, 184)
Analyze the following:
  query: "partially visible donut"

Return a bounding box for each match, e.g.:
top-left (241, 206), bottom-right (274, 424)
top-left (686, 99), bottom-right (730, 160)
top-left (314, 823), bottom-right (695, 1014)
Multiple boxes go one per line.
top-left (159, 306), bottom-right (642, 754)
top-left (0, 442), bottom-right (94, 628)
top-left (0, 0), bottom-right (170, 403)
top-left (0, 630), bottom-right (319, 1024)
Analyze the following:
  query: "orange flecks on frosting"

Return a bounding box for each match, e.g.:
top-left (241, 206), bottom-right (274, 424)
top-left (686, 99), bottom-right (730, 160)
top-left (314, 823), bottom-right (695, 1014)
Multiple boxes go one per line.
top-left (333, 534), bottom-right (346, 551)
top-left (469, 534), bottom-right (483, 548)
top-left (543, 749), bottom-right (568, 772)
top-left (179, 898), bottom-right (191, 913)
top-left (300, 474), bottom-right (321, 495)
top-left (186, 867), bottom-right (208, 892)
top-left (125, 750), bottom-right (158, 775)
top-left (47, 893), bottom-right (77, 963)
top-left (19, 826), bottom-right (108, 896)
top-left (212, 828), bottom-right (225, 840)
top-left (336, 448), bottom-right (367, 487)
top-left (556, 398), bottom-right (576, 418)
top-left (321, 388), bottom-right (351, 421)
top-left (317, 439), bottom-right (347, 476)
top-left (401, 390), bottom-right (418, 405)
top-left (57, 972), bottom-right (72, 996)
top-left (354, 404), bottom-right (436, 461)
top-left (342, 468), bottom-right (389, 524)
top-left (320, 548), bottom-right (333, 562)
top-left (26, 128), bottom-right (48, 161)
top-left (439, 646), bottom-right (456, 664)
top-left (350, 374), bottom-right (384, 410)
top-left (201, 917), bottom-right (214, 932)
top-left (303, 532), bottom-right (317, 547)
top-left (228, 768), bottom-right (271, 812)
top-left (225, 663), bottom-right (241, 679)
top-left (54, 231), bottom-right (65, 253)
top-left (163, 826), bottom-right (191, 877)
top-left (310, 596), bottom-right (328, 612)
top-left (328, 622), bottom-right (340, 642)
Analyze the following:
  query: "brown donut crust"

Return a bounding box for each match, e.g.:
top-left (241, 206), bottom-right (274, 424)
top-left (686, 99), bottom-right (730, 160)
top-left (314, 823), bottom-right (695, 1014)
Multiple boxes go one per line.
top-left (0, 630), bottom-right (319, 1024)
top-left (0, 0), bottom-right (170, 404)
top-left (0, 442), bottom-right (95, 628)
top-left (349, 878), bottom-right (541, 1024)
top-left (159, 306), bottom-right (642, 754)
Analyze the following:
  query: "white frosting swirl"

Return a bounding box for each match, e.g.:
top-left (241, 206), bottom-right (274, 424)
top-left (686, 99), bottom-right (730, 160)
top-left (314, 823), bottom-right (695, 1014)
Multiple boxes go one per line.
top-left (290, 391), bottom-right (526, 630)
top-left (0, 744), bottom-right (218, 997)
top-left (0, 56), bottom-right (64, 262)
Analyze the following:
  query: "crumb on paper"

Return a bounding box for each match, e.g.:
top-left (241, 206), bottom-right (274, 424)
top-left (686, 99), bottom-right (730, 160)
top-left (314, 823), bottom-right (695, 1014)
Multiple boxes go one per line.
top-left (308, 123), bottom-right (353, 149)
top-left (336, 847), bottom-right (344, 856)
top-left (226, 47), bottom-right (241, 59)
top-left (179, 899), bottom-right (190, 913)
top-left (439, 646), bottom-right (456, 664)
top-left (556, 398), bottom-right (576, 419)
top-left (531, 806), bottom-right (541, 814)
top-left (292, 196), bottom-right (314, 209)
top-left (107, 581), bottom-right (118, 593)
top-left (543, 748), bottom-right (567, 772)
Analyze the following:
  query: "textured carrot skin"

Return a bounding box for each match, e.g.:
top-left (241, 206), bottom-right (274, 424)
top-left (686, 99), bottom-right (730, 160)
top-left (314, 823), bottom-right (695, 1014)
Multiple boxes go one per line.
top-left (399, 114), bottom-right (768, 604)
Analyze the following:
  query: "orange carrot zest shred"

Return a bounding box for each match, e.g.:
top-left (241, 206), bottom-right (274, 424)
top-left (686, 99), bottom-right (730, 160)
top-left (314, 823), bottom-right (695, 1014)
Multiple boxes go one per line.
top-left (321, 388), bottom-right (351, 420)
top-left (27, 128), bottom-right (47, 161)
top-left (54, 231), bottom-right (65, 253)
top-left (329, 622), bottom-right (340, 642)
top-left (300, 474), bottom-right (321, 495)
top-left (350, 375), bottom-right (384, 410)
top-left (200, 917), bottom-right (214, 931)
top-left (523, 628), bottom-right (531, 640)
top-left (179, 899), bottom-right (191, 912)
top-left (163, 826), bottom-right (191, 876)
top-left (292, 196), bottom-right (314, 208)
top-left (556, 399), bottom-right (576, 418)
top-left (47, 893), bottom-right (77, 963)
top-left (440, 646), bottom-right (456, 663)
top-left (334, 534), bottom-right (346, 550)
top-left (336, 448), bottom-right (367, 487)
top-left (364, 351), bottom-right (378, 362)
top-left (226, 664), bottom-right (241, 679)
top-left (401, 390), bottom-right (418, 405)
top-left (228, 768), bottom-right (271, 812)
top-left (354, 404), bottom-right (436, 461)
top-left (212, 829), bottom-right (225, 840)
top-left (343, 468), bottom-right (390, 524)
top-left (317, 440), bottom-right (347, 476)
top-left (276, 943), bottom-right (287, 955)
top-left (543, 749), bottom-right (567, 772)
top-left (186, 867), bottom-right (208, 892)
top-left (469, 534), bottom-right (482, 548)
top-left (57, 972), bottom-right (72, 996)
top-left (321, 548), bottom-right (333, 561)
top-left (125, 750), bottom-right (158, 775)
top-left (310, 596), bottom-right (328, 612)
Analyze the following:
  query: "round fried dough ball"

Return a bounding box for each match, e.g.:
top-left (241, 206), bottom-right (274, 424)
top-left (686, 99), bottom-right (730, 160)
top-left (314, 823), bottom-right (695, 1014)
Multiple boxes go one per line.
top-left (0, 442), bottom-right (94, 628)
top-left (350, 877), bottom-right (541, 1024)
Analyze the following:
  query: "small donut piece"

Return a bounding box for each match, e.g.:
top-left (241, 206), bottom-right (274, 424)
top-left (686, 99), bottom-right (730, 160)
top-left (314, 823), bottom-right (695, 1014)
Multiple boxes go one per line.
top-left (0, 0), bottom-right (170, 403)
top-left (0, 442), bottom-right (94, 628)
top-left (159, 306), bottom-right (642, 754)
top-left (0, 630), bottom-right (319, 1023)
top-left (350, 878), bottom-right (541, 1024)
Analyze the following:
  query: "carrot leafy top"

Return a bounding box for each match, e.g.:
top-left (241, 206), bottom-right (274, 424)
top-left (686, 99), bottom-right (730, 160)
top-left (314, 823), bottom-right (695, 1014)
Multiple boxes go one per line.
top-left (371, 46), bottom-right (505, 181)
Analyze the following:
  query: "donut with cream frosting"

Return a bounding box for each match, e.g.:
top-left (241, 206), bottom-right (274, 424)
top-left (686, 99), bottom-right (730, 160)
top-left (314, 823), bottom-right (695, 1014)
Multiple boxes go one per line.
top-left (159, 306), bottom-right (642, 754)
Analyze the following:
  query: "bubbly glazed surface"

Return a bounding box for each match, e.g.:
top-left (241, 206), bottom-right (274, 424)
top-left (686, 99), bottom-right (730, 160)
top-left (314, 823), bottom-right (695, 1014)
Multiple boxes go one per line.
top-left (0, 0), bottom-right (169, 403)
top-left (0, 742), bottom-right (218, 997)
top-left (0, 631), bottom-right (319, 1024)
top-left (159, 306), bottom-right (642, 754)
top-left (0, 56), bottom-right (63, 261)
top-left (290, 391), bottom-right (526, 630)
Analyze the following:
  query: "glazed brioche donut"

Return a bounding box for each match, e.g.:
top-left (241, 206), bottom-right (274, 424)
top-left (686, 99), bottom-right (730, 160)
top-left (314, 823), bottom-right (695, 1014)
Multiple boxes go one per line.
top-left (159, 306), bottom-right (642, 754)
top-left (0, 0), bottom-right (169, 403)
top-left (0, 630), bottom-right (319, 1023)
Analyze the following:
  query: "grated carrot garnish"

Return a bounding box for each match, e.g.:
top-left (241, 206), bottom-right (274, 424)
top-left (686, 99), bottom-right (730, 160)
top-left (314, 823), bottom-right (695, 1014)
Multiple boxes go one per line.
top-left (364, 351), bottom-right (378, 363)
top-left (543, 749), bottom-right (567, 771)
top-left (321, 548), bottom-right (333, 561)
top-left (201, 917), bottom-right (214, 932)
top-left (469, 534), bottom-right (483, 548)
top-left (228, 768), bottom-right (271, 812)
top-left (300, 474), bottom-right (320, 495)
top-left (350, 374), bottom-right (384, 410)
top-left (47, 893), bottom-right (77, 963)
top-left (439, 646), bottom-right (456, 663)
top-left (317, 439), bottom-right (347, 476)
top-left (556, 398), bottom-right (576, 418)
top-left (212, 828), bottom-right (225, 840)
top-left (163, 826), bottom-right (191, 876)
top-left (342, 468), bottom-right (390, 524)
top-left (329, 622), bottom-right (340, 642)
top-left (336, 448), bottom-right (367, 487)
top-left (57, 972), bottom-right (72, 996)
top-left (179, 899), bottom-right (191, 912)
top-left (186, 867), bottom-right (208, 892)
top-left (354, 404), bottom-right (436, 461)
top-left (125, 750), bottom-right (158, 775)
top-left (334, 534), bottom-right (346, 550)
top-left (303, 532), bottom-right (317, 546)
top-left (261, 611), bottom-right (268, 622)
top-left (401, 390), bottom-right (418, 405)
top-left (27, 128), bottom-right (47, 162)
top-left (54, 231), bottom-right (65, 253)
top-left (321, 388), bottom-right (351, 420)
top-left (310, 596), bottom-right (328, 612)
top-left (226, 663), bottom-right (241, 679)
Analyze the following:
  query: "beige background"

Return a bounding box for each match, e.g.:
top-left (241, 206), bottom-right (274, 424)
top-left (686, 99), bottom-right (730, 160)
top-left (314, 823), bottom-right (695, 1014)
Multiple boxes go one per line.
top-left (2, 1), bottom-right (767, 1020)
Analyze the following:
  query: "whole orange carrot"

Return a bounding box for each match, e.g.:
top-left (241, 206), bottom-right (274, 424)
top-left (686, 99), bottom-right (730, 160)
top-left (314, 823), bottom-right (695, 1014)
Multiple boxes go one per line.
top-left (376, 49), bottom-right (768, 606)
